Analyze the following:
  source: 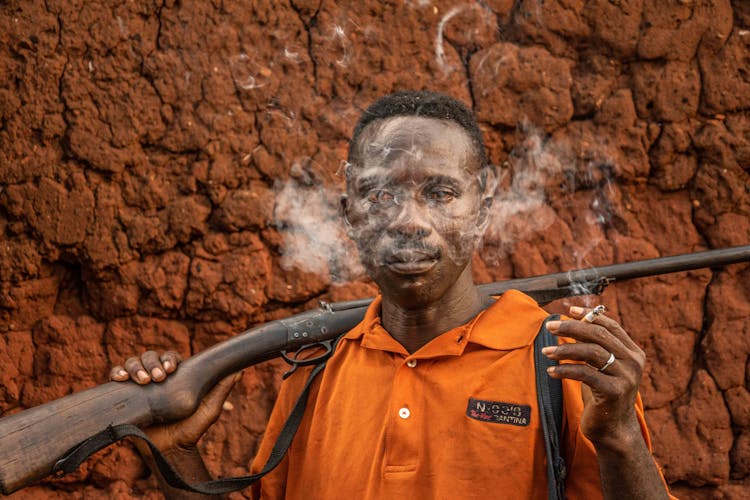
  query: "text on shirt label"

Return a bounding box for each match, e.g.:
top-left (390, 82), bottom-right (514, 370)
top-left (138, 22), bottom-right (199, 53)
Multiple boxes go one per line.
top-left (466, 397), bottom-right (531, 426)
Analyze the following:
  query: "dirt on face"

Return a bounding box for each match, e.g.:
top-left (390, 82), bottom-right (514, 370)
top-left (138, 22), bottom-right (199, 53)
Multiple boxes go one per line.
top-left (0, 0), bottom-right (749, 497)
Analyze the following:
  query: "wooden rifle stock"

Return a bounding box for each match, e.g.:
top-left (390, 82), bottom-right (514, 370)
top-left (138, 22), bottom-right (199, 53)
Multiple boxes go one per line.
top-left (1, 244), bottom-right (749, 494)
top-left (0, 306), bottom-right (366, 494)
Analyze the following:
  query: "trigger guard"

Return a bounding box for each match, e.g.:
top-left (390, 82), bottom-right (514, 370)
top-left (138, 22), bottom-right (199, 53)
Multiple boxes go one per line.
top-left (280, 340), bottom-right (335, 379)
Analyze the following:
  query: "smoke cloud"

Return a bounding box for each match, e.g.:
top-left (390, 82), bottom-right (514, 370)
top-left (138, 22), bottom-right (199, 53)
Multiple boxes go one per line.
top-left (274, 128), bottom-right (616, 286)
top-left (483, 126), bottom-right (615, 268)
top-left (484, 130), bottom-right (562, 253)
top-left (273, 172), bottom-right (364, 283)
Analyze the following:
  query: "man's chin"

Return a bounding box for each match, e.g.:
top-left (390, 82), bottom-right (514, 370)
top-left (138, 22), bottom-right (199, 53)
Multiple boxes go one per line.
top-left (371, 265), bottom-right (446, 306)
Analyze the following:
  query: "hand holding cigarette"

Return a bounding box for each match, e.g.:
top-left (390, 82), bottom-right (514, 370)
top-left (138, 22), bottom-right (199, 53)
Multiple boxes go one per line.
top-left (540, 304), bottom-right (647, 453)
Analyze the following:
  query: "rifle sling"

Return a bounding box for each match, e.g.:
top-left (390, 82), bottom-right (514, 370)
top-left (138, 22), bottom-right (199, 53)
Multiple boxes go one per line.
top-left (54, 320), bottom-right (567, 497)
top-left (52, 336), bottom-right (342, 495)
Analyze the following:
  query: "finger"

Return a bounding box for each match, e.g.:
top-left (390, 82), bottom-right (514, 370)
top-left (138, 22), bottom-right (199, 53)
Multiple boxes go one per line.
top-left (567, 305), bottom-right (590, 320)
top-left (160, 351), bottom-right (182, 374)
top-left (589, 315), bottom-right (641, 352)
top-left (547, 363), bottom-right (617, 394)
top-left (547, 320), bottom-right (629, 357)
top-left (156, 372), bottom-right (243, 448)
top-left (569, 304), bottom-right (607, 323)
top-left (141, 351), bottom-right (166, 382)
top-left (570, 306), bottom-right (640, 351)
top-left (194, 373), bottom-right (242, 424)
top-left (110, 365), bottom-right (129, 382)
top-left (206, 372), bottom-right (242, 408)
top-left (542, 343), bottom-right (620, 373)
top-left (124, 356), bottom-right (151, 384)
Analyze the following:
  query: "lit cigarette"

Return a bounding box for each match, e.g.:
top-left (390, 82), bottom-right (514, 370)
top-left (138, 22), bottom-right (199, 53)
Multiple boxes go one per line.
top-left (582, 305), bottom-right (607, 323)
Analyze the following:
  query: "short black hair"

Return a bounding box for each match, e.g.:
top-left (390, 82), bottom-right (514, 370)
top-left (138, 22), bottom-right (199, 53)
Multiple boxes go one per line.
top-left (347, 90), bottom-right (487, 171)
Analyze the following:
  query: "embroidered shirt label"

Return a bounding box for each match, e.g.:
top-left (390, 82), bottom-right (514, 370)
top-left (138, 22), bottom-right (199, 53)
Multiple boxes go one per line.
top-left (466, 398), bottom-right (531, 426)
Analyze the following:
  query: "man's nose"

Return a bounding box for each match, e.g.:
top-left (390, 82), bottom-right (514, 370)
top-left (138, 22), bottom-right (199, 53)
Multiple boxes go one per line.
top-left (386, 197), bottom-right (432, 238)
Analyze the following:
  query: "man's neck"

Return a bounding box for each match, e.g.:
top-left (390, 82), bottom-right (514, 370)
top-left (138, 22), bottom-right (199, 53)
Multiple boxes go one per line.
top-left (380, 268), bottom-right (491, 354)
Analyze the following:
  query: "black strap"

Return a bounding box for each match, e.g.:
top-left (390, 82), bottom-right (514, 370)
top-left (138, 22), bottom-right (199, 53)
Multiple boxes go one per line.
top-left (535, 314), bottom-right (567, 500)
top-left (56, 321), bottom-right (567, 496)
top-left (53, 337), bottom-right (342, 495)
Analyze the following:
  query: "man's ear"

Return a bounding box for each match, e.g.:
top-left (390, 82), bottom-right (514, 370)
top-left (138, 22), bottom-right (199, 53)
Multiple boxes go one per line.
top-left (476, 165), bottom-right (498, 232)
top-left (340, 195), bottom-right (353, 229)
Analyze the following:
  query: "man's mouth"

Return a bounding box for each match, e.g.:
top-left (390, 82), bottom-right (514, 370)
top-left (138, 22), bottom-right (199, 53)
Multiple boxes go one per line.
top-left (384, 248), bottom-right (440, 275)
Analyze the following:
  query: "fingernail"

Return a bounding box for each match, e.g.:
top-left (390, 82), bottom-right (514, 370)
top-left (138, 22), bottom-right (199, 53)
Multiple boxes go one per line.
top-left (222, 401), bottom-right (234, 411)
top-left (233, 372), bottom-right (243, 383)
top-left (137, 370), bottom-right (150, 382)
top-left (569, 306), bottom-right (583, 315)
top-left (163, 361), bottom-right (172, 371)
top-left (546, 320), bottom-right (561, 331)
top-left (546, 366), bottom-right (556, 374)
top-left (541, 346), bottom-right (557, 355)
top-left (152, 368), bottom-right (164, 379)
top-left (118, 369), bottom-right (127, 377)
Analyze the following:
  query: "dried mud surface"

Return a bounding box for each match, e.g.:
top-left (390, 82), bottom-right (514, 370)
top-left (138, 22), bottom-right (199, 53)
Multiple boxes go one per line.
top-left (1, 0), bottom-right (749, 498)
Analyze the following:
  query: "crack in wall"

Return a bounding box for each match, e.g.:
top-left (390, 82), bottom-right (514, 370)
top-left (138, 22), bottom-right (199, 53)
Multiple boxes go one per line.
top-left (1, 0), bottom-right (749, 494)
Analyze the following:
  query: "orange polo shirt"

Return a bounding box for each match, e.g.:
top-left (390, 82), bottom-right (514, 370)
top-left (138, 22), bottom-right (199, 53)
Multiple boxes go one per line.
top-left (250, 290), bottom-right (667, 499)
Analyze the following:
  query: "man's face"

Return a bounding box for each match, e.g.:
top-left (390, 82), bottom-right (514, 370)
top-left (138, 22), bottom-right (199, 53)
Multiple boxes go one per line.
top-left (343, 116), bottom-right (493, 306)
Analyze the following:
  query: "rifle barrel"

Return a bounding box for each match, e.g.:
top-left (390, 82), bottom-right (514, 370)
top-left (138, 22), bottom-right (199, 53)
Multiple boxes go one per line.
top-left (478, 244), bottom-right (750, 296)
top-left (1, 244), bottom-right (749, 493)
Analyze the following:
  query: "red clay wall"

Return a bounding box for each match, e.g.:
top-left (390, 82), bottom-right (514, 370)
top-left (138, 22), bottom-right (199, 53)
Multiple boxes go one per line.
top-left (1, 0), bottom-right (749, 498)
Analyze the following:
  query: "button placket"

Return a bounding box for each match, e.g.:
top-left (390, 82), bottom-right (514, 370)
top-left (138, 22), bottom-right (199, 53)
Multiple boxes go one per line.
top-left (384, 355), bottom-right (422, 469)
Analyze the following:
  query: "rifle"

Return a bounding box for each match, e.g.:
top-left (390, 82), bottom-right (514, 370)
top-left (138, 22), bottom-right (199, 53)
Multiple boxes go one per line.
top-left (1, 244), bottom-right (749, 494)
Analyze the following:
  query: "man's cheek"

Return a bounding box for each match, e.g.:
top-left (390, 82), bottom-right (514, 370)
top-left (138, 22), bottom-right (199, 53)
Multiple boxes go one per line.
top-left (442, 225), bottom-right (480, 263)
top-left (353, 229), bottom-right (385, 261)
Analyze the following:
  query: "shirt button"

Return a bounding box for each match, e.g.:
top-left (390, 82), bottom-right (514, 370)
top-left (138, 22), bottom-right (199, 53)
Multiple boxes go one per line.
top-left (398, 407), bottom-right (411, 419)
top-left (406, 359), bottom-right (417, 368)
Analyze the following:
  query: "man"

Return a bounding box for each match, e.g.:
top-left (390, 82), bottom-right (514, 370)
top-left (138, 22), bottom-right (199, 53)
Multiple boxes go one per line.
top-left (113, 91), bottom-right (673, 498)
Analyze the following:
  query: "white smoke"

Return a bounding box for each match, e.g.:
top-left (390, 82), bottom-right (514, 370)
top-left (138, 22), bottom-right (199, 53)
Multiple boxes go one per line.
top-left (483, 126), bottom-right (614, 268)
top-left (484, 129), bottom-right (565, 253)
top-left (274, 129), bottom-right (616, 290)
top-left (274, 175), bottom-right (364, 283)
top-left (435, 6), bottom-right (464, 73)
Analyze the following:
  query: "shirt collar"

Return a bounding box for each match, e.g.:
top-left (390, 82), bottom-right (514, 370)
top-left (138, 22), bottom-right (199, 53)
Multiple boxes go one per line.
top-left (343, 289), bottom-right (549, 356)
top-left (466, 289), bottom-right (550, 350)
top-left (343, 295), bottom-right (409, 355)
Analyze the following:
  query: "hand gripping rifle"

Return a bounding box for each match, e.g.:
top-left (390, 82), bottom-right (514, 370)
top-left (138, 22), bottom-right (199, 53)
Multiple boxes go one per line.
top-left (1, 244), bottom-right (749, 494)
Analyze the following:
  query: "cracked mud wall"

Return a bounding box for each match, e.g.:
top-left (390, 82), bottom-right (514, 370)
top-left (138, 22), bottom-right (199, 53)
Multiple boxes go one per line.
top-left (0, 0), bottom-right (749, 498)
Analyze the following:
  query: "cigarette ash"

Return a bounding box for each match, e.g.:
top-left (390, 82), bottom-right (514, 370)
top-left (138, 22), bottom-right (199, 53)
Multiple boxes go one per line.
top-left (273, 162), bottom-right (364, 283)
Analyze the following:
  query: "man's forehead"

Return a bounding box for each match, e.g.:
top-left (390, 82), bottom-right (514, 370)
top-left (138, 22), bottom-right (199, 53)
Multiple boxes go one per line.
top-left (361, 115), bottom-right (473, 153)
top-left (346, 115), bottom-right (482, 190)
top-left (354, 116), bottom-right (475, 172)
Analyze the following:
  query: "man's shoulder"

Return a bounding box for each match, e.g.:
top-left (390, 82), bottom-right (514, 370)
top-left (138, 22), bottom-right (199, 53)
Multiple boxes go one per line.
top-left (468, 289), bottom-right (552, 350)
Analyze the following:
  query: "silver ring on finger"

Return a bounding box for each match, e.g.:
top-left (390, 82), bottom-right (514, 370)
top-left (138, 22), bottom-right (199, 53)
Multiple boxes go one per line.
top-left (599, 352), bottom-right (616, 372)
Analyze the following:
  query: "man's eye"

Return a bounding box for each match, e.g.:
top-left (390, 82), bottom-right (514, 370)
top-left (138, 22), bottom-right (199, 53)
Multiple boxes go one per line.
top-left (427, 189), bottom-right (455, 202)
top-left (366, 189), bottom-right (395, 204)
